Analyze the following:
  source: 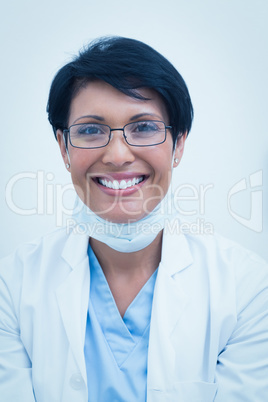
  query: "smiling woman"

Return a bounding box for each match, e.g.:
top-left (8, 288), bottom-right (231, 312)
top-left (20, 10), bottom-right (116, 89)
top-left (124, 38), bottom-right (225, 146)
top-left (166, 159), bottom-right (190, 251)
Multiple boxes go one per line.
top-left (0, 36), bottom-right (268, 402)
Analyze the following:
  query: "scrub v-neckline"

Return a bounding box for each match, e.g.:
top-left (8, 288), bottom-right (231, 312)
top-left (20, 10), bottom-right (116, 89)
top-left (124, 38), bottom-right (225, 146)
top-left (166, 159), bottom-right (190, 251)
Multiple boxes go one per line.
top-left (88, 244), bottom-right (158, 367)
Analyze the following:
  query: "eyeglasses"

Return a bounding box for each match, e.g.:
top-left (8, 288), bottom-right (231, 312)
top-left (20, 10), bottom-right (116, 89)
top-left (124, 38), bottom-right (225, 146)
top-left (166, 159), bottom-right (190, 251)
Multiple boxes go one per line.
top-left (63, 120), bottom-right (172, 149)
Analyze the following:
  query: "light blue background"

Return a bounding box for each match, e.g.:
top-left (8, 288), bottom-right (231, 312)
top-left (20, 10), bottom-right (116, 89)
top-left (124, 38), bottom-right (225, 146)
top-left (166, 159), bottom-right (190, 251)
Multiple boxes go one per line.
top-left (1, 0), bottom-right (267, 259)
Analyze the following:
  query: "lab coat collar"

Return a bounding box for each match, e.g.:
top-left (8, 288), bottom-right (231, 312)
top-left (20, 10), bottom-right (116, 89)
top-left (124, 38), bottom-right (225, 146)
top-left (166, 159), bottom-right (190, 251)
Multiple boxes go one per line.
top-left (161, 217), bottom-right (193, 276)
top-left (147, 219), bottom-right (193, 392)
top-left (56, 231), bottom-right (90, 384)
top-left (61, 231), bottom-right (90, 269)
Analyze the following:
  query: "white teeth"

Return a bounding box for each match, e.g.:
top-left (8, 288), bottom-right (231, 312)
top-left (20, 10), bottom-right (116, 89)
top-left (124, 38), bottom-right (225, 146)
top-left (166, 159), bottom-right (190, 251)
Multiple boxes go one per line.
top-left (99, 176), bottom-right (144, 189)
top-left (113, 180), bottom-right (120, 189)
top-left (120, 180), bottom-right (127, 189)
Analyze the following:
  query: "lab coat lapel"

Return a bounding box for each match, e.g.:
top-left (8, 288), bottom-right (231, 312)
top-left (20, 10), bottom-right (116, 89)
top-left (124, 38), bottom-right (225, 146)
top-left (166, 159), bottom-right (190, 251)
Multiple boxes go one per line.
top-left (147, 223), bottom-right (193, 392)
top-left (56, 232), bottom-right (90, 382)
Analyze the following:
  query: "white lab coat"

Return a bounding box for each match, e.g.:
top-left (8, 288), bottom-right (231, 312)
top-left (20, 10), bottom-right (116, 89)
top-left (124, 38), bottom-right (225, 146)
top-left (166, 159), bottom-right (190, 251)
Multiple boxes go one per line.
top-left (0, 221), bottom-right (268, 401)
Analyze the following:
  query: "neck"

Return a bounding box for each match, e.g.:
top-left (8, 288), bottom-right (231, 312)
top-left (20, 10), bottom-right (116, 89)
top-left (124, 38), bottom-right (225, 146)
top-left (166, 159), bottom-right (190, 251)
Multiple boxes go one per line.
top-left (89, 230), bottom-right (163, 317)
top-left (90, 230), bottom-right (163, 279)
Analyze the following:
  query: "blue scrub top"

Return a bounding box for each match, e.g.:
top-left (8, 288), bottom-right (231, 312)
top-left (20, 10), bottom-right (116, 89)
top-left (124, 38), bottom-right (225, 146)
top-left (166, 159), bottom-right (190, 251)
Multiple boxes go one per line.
top-left (84, 245), bottom-right (158, 402)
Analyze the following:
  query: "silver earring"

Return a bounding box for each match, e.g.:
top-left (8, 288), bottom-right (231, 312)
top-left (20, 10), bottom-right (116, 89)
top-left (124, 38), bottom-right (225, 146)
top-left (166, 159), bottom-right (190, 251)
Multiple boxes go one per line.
top-left (174, 158), bottom-right (179, 164)
top-left (66, 163), bottom-right (70, 168)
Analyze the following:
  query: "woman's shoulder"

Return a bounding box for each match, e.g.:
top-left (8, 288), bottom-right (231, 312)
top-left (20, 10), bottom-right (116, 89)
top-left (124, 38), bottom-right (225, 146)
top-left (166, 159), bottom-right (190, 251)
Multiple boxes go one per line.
top-left (183, 229), bottom-right (267, 279)
top-left (165, 217), bottom-right (267, 270)
top-left (182, 230), bottom-right (268, 310)
top-left (2, 226), bottom-right (69, 256)
top-left (0, 227), bottom-right (70, 280)
top-left (164, 219), bottom-right (268, 304)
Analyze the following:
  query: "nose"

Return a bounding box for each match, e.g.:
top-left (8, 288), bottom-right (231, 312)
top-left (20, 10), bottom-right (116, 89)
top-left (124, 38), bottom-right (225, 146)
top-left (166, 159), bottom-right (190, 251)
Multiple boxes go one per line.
top-left (101, 130), bottom-right (135, 167)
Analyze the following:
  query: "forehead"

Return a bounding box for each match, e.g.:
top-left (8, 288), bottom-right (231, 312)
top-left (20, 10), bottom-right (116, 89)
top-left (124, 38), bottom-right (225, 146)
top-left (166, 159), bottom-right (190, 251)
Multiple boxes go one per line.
top-left (68, 80), bottom-right (168, 125)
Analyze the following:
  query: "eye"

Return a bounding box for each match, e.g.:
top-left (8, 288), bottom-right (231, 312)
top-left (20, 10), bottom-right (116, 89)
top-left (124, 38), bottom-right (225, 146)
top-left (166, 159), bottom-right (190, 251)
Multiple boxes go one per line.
top-left (127, 121), bottom-right (164, 139)
top-left (132, 121), bottom-right (160, 133)
top-left (76, 123), bottom-right (107, 136)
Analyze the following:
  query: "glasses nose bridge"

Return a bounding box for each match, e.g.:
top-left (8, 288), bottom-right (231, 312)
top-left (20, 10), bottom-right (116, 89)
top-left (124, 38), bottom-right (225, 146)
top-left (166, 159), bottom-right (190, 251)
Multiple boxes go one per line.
top-left (109, 127), bottom-right (127, 142)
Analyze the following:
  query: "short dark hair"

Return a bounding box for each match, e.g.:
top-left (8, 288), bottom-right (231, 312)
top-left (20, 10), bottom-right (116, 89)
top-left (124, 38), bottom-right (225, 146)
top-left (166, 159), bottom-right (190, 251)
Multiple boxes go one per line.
top-left (47, 36), bottom-right (193, 144)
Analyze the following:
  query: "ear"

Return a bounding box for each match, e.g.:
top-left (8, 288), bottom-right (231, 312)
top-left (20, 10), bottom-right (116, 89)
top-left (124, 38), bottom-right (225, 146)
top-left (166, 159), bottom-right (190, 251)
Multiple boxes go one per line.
top-left (173, 132), bottom-right (187, 168)
top-left (57, 129), bottom-right (70, 170)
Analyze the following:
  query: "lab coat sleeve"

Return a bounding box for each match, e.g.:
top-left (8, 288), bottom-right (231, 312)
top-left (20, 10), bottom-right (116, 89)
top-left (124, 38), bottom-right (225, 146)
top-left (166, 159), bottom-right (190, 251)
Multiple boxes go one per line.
top-left (0, 250), bottom-right (36, 402)
top-left (214, 251), bottom-right (268, 401)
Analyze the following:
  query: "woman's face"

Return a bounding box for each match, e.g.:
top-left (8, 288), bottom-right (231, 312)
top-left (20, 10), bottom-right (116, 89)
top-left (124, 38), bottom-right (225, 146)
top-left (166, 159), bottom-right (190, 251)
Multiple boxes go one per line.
top-left (57, 80), bottom-right (185, 223)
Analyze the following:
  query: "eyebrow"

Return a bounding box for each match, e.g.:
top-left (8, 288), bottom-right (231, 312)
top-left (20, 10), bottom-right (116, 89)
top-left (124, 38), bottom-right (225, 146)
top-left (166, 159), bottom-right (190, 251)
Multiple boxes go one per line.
top-left (73, 115), bottom-right (105, 124)
top-left (129, 113), bottom-right (161, 121)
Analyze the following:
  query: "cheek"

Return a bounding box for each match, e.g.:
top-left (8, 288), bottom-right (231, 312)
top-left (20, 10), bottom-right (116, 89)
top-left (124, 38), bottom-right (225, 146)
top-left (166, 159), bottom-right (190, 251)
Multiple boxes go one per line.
top-left (147, 147), bottom-right (173, 174)
top-left (70, 149), bottom-right (100, 178)
top-left (70, 161), bottom-right (87, 184)
top-left (139, 138), bottom-right (173, 162)
top-left (69, 155), bottom-right (94, 201)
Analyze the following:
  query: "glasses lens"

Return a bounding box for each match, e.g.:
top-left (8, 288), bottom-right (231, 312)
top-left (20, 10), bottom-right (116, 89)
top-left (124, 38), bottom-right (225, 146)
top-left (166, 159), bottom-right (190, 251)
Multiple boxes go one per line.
top-left (69, 123), bottom-right (110, 148)
top-left (125, 120), bottom-right (166, 146)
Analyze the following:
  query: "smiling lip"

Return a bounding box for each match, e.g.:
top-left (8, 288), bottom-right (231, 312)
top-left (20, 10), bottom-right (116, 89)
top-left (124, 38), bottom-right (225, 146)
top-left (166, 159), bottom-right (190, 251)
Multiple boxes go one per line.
top-left (93, 173), bottom-right (149, 195)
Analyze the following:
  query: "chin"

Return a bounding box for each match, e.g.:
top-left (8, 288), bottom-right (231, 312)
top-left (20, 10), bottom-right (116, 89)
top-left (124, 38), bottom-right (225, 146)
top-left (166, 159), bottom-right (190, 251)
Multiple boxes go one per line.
top-left (98, 208), bottom-right (147, 224)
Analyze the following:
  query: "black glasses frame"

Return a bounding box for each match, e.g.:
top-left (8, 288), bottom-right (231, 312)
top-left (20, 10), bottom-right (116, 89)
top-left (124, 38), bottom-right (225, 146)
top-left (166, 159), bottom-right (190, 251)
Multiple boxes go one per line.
top-left (63, 120), bottom-right (172, 149)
